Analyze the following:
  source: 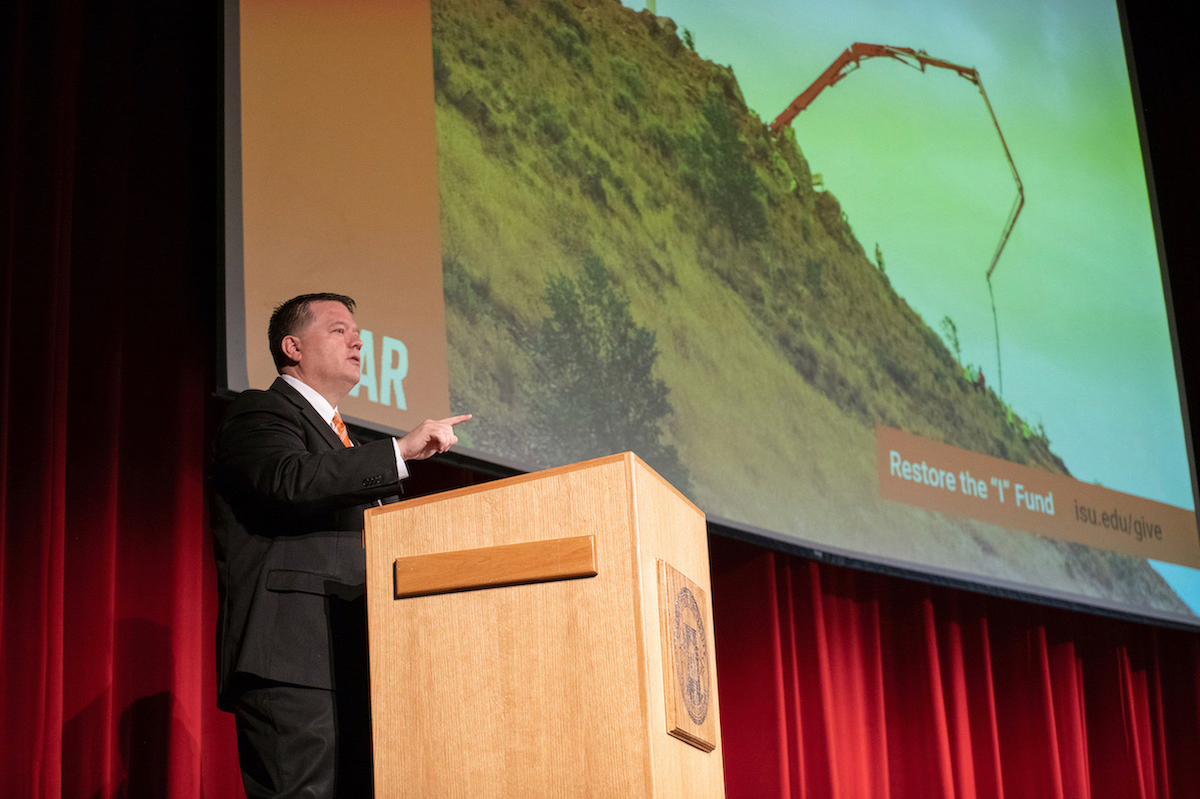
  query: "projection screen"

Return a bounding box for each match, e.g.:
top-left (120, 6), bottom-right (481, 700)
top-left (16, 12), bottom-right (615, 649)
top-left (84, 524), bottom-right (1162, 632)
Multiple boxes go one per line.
top-left (223, 0), bottom-right (1200, 628)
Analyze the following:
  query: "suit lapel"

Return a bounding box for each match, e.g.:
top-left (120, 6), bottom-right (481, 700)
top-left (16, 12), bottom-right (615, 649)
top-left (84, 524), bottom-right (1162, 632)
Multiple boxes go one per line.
top-left (269, 377), bottom-right (346, 451)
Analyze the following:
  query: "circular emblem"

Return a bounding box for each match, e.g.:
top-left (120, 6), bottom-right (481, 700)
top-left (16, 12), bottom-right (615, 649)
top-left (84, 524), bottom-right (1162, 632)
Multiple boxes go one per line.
top-left (672, 587), bottom-right (710, 725)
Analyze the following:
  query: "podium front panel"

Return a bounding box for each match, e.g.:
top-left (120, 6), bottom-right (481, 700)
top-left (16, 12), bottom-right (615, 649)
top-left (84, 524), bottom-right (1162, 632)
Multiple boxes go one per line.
top-left (365, 453), bottom-right (725, 798)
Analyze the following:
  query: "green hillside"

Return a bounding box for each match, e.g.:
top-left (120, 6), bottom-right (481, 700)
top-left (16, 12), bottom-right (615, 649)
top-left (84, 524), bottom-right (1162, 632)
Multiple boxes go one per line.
top-left (430, 0), bottom-right (1188, 614)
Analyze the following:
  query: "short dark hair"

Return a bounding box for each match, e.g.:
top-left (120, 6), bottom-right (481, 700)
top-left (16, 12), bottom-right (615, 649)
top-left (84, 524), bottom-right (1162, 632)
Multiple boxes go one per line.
top-left (268, 293), bottom-right (356, 371)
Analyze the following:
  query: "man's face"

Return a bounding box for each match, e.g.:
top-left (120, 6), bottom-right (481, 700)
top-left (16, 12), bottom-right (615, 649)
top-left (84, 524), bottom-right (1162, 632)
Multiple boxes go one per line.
top-left (288, 300), bottom-right (363, 403)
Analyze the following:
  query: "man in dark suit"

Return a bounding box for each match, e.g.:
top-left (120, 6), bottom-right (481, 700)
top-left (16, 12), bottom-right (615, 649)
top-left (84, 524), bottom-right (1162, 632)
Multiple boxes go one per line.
top-left (211, 292), bottom-right (469, 798)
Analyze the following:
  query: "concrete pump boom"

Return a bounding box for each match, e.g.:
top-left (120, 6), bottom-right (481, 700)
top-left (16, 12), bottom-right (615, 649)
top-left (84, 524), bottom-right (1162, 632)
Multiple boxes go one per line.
top-left (772, 42), bottom-right (1023, 397)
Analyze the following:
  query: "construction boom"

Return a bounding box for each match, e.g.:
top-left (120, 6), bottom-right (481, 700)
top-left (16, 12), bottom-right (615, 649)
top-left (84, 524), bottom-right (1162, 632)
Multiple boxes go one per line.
top-left (772, 43), bottom-right (1024, 397)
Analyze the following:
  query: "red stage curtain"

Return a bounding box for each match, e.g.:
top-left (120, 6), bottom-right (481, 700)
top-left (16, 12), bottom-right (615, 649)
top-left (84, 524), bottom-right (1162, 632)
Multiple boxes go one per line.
top-left (711, 536), bottom-right (1200, 799)
top-left (1, 2), bottom-right (243, 795)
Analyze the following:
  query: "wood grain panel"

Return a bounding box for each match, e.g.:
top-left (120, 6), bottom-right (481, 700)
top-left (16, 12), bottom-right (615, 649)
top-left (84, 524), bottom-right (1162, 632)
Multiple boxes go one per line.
top-left (393, 535), bottom-right (597, 598)
top-left (364, 453), bottom-right (724, 798)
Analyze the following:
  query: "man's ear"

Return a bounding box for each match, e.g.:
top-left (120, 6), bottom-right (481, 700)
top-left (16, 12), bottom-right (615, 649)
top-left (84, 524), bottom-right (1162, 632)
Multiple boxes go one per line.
top-left (280, 335), bottom-right (302, 365)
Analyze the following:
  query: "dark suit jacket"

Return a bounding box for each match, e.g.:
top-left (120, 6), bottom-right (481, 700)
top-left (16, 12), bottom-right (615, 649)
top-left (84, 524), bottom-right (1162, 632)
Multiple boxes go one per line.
top-left (211, 377), bottom-right (403, 708)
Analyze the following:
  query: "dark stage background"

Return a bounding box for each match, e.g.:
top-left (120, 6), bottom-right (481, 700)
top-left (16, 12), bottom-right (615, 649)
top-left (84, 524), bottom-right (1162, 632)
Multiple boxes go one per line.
top-left (3, 1), bottom-right (1199, 796)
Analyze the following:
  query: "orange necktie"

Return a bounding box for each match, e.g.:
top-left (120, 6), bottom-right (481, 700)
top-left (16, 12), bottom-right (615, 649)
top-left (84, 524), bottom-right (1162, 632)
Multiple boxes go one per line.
top-left (332, 411), bottom-right (353, 448)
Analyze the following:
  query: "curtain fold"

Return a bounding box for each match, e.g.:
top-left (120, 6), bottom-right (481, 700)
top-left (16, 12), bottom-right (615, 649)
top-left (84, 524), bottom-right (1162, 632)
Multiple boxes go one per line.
top-left (3, 2), bottom-right (78, 795)
top-left (712, 536), bottom-right (1200, 799)
top-left (1, 2), bottom-right (243, 795)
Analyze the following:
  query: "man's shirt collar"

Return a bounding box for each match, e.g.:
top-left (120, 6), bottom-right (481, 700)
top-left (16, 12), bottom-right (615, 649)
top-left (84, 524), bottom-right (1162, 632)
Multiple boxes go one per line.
top-left (280, 374), bottom-right (338, 427)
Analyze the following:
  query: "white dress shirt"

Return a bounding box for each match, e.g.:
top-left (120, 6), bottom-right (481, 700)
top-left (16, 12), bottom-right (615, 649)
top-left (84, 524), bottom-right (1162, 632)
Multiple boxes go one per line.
top-left (280, 374), bottom-right (409, 481)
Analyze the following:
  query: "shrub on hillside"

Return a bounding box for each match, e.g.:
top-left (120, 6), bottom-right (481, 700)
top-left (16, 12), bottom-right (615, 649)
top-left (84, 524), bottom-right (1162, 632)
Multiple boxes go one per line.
top-left (532, 252), bottom-right (691, 491)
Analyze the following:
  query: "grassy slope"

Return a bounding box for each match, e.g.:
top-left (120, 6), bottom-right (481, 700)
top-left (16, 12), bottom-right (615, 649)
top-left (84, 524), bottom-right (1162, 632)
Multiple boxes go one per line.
top-left (432, 0), bottom-right (1189, 613)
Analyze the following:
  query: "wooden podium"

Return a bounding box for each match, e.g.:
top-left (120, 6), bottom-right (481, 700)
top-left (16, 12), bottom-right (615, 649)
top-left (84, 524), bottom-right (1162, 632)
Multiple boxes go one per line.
top-left (364, 452), bottom-right (725, 798)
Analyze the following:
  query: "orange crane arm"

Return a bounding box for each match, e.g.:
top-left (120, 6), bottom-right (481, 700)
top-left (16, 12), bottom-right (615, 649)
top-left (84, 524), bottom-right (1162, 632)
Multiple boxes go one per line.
top-left (771, 43), bottom-right (978, 132)
top-left (772, 42), bottom-right (1025, 395)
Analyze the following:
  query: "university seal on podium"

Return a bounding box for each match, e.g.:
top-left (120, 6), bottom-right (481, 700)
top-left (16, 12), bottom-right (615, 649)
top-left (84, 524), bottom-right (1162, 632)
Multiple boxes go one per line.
top-left (658, 560), bottom-right (717, 751)
top-left (672, 586), bottom-right (710, 724)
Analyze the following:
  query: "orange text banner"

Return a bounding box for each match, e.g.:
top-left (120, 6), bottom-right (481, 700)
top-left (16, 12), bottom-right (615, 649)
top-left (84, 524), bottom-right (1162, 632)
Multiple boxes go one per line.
top-left (876, 425), bottom-right (1200, 569)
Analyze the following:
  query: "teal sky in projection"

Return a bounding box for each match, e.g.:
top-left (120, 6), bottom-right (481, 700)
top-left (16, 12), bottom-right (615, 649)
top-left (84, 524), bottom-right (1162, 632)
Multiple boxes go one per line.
top-left (630, 0), bottom-right (1193, 510)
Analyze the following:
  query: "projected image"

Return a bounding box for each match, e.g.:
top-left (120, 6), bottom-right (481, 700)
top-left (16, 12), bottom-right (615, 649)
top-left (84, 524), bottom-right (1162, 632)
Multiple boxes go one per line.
top-left (431, 0), bottom-right (1199, 619)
